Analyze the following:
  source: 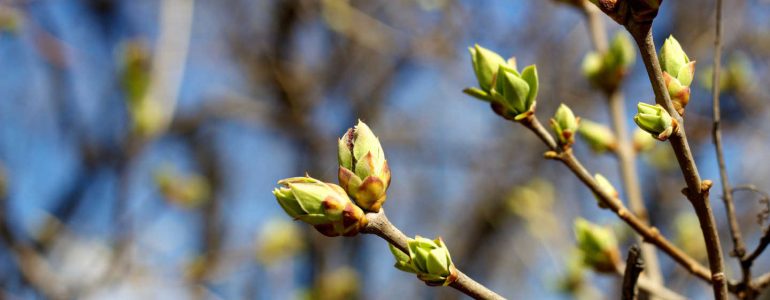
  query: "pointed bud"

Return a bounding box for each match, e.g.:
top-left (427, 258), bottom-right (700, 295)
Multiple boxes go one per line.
top-left (632, 128), bottom-right (657, 152)
top-left (469, 44), bottom-right (506, 92)
top-left (633, 103), bottom-right (677, 141)
top-left (390, 236), bottom-right (458, 286)
top-left (273, 176), bottom-right (368, 237)
top-left (551, 104), bottom-right (580, 147)
top-left (659, 36), bottom-right (695, 115)
top-left (659, 36), bottom-right (689, 78)
top-left (574, 218), bottom-right (621, 273)
top-left (593, 174), bottom-right (617, 209)
top-left (338, 121), bottom-right (391, 212)
top-left (578, 119), bottom-right (617, 153)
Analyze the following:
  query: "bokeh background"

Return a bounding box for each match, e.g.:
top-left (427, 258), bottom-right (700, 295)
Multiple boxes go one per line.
top-left (1, 0), bottom-right (770, 299)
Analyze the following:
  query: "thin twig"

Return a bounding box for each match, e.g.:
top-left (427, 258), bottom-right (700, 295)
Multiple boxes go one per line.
top-left (625, 22), bottom-right (728, 300)
top-left (517, 116), bottom-right (715, 285)
top-left (622, 245), bottom-right (645, 300)
top-left (711, 0), bottom-right (745, 262)
top-left (362, 210), bottom-right (505, 300)
top-left (577, 3), bottom-right (664, 287)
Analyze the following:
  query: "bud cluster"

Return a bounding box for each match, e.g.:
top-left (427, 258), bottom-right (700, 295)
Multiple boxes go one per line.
top-left (550, 104), bottom-right (580, 148)
top-left (582, 32), bottom-right (636, 93)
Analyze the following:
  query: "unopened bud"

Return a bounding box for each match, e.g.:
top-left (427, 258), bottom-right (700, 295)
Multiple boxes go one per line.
top-left (551, 104), bottom-right (580, 147)
top-left (659, 36), bottom-right (695, 115)
top-left (582, 32), bottom-right (636, 93)
top-left (578, 119), bottom-right (617, 153)
top-left (634, 103), bottom-right (677, 141)
top-left (338, 121), bottom-right (391, 212)
top-left (593, 174), bottom-right (617, 209)
top-left (574, 218), bottom-right (621, 273)
top-left (273, 176), bottom-right (368, 237)
top-left (389, 236), bottom-right (458, 286)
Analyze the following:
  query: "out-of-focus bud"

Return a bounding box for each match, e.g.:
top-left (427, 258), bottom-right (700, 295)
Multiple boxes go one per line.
top-left (338, 121), bottom-right (390, 212)
top-left (464, 45), bottom-right (538, 121)
top-left (632, 128), bottom-right (657, 152)
top-left (593, 174), bottom-right (617, 209)
top-left (634, 103), bottom-right (677, 141)
top-left (120, 40), bottom-right (166, 137)
top-left (256, 218), bottom-right (305, 265)
top-left (507, 179), bottom-right (558, 239)
top-left (659, 36), bottom-right (695, 115)
top-left (389, 236), bottom-right (458, 286)
top-left (674, 213), bottom-right (707, 261)
top-left (582, 32), bottom-right (636, 93)
top-left (0, 5), bottom-right (22, 33)
top-left (577, 119), bottom-right (617, 153)
top-left (154, 166), bottom-right (211, 209)
top-left (702, 52), bottom-right (755, 94)
top-left (273, 176), bottom-right (368, 237)
top-left (315, 267), bottom-right (361, 300)
top-left (574, 218), bottom-right (621, 273)
top-left (551, 104), bottom-right (580, 147)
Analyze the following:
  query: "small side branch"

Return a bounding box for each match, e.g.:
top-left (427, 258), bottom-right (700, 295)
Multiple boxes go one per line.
top-left (362, 210), bottom-right (506, 300)
top-left (622, 245), bottom-right (645, 300)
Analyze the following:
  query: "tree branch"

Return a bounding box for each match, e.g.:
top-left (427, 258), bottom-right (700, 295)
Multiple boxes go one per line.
top-left (517, 115), bottom-right (715, 286)
top-left (625, 22), bottom-right (728, 300)
top-left (362, 210), bottom-right (505, 300)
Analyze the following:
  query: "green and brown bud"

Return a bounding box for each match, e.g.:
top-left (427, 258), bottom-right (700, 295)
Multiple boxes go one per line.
top-left (574, 218), bottom-right (621, 273)
top-left (338, 121), bottom-right (391, 212)
top-left (551, 104), bottom-right (580, 147)
top-left (659, 36), bottom-right (695, 115)
top-left (593, 174), bottom-right (618, 209)
top-left (634, 102), bottom-right (678, 141)
top-left (582, 32), bottom-right (636, 93)
top-left (578, 119), bottom-right (617, 153)
top-left (273, 176), bottom-right (368, 237)
top-left (464, 45), bottom-right (538, 121)
top-left (389, 236), bottom-right (458, 286)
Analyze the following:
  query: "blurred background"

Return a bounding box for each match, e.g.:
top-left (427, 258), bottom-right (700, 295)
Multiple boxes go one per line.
top-left (1, 0), bottom-right (770, 299)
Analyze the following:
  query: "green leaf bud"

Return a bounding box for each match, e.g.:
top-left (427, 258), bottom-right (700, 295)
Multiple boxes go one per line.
top-left (273, 176), bottom-right (368, 237)
top-left (551, 104), bottom-right (580, 147)
top-left (633, 103), bottom-right (677, 141)
top-left (389, 236), bottom-right (458, 286)
top-left (469, 44), bottom-right (506, 92)
top-left (578, 119), bottom-right (617, 153)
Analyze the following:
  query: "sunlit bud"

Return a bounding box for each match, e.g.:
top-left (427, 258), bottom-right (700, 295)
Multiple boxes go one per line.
top-left (465, 45), bottom-right (538, 121)
top-left (389, 236), bottom-right (458, 286)
top-left (632, 128), bottom-right (657, 152)
top-left (551, 104), bottom-right (580, 147)
top-left (574, 218), bottom-right (621, 273)
top-left (582, 32), bottom-right (636, 93)
top-left (273, 176), bottom-right (368, 237)
top-left (154, 167), bottom-right (211, 209)
top-left (633, 103), bottom-right (677, 141)
top-left (469, 44), bottom-right (506, 92)
top-left (256, 218), bottom-right (305, 265)
top-left (578, 119), bottom-right (617, 153)
top-left (486, 64), bottom-right (539, 121)
top-left (338, 121), bottom-right (390, 212)
top-left (659, 36), bottom-right (695, 115)
top-left (593, 174), bottom-right (617, 209)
